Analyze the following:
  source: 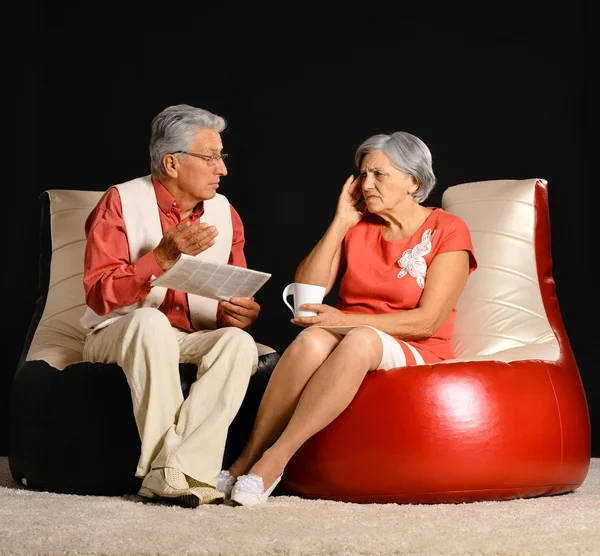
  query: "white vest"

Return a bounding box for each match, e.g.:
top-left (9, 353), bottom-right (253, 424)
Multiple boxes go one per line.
top-left (79, 175), bottom-right (233, 332)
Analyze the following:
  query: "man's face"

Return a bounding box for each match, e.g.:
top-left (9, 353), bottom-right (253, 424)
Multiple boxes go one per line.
top-left (174, 129), bottom-right (228, 203)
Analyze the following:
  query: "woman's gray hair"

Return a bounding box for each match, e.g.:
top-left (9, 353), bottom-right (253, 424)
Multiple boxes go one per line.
top-left (354, 131), bottom-right (436, 203)
top-left (149, 104), bottom-right (227, 178)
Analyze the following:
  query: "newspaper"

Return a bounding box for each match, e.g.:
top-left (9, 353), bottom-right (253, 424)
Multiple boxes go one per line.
top-left (150, 253), bottom-right (272, 301)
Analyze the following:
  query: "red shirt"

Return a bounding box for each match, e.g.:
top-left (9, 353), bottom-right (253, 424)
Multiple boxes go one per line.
top-left (83, 178), bottom-right (247, 331)
top-left (337, 208), bottom-right (477, 362)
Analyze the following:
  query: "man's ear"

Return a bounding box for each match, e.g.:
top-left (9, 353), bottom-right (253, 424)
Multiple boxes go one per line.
top-left (163, 153), bottom-right (179, 178)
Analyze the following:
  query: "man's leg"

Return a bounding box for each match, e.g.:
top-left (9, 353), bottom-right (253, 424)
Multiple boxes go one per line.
top-left (82, 308), bottom-right (183, 478)
top-left (150, 326), bottom-right (258, 487)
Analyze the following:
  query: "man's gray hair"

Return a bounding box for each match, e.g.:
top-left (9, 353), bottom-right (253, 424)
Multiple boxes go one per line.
top-left (354, 131), bottom-right (436, 203)
top-left (149, 104), bottom-right (227, 178)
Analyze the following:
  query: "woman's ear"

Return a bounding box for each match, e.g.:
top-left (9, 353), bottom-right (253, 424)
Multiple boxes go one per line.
top-left (408, 176), bottom-right (420, 195)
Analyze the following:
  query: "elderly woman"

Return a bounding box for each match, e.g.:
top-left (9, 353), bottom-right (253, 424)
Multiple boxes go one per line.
top-left (221, 131), bottom-right (478, 506)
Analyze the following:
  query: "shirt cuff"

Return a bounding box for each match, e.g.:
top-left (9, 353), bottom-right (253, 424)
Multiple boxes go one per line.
top-left (133, 250), bottom-right (165, 281)
top-left (216, 300), bottom-right (225, 328)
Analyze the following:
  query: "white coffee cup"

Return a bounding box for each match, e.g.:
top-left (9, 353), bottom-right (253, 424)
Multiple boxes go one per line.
top-left (282, 283), bottom-right (326, 317)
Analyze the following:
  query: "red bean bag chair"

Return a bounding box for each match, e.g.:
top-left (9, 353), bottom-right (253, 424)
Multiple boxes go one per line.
top-left (280, 178), bottom-right (591, 504)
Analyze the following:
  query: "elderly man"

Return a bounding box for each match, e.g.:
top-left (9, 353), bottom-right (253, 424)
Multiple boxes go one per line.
top-left (80, 104), bottom-right (261, 507)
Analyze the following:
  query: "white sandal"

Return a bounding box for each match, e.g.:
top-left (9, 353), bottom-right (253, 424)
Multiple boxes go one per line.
top-left (230, 472), bottom-right (283, 506)
top-left (216, 470), bottom-right (236, 498)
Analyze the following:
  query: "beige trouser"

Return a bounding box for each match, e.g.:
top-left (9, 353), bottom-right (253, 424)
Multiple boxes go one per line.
top-left (82, 307), bottom-right (258, 486)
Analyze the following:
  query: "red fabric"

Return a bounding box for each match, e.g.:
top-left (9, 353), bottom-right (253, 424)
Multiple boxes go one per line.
top-left (82, 178), bottom-right (247, 331)
top-left (336, 208), bottom-right (477, 362)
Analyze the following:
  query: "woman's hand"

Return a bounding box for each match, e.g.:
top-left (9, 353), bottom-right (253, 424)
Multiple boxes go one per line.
top-left (335, 175), bottom-right (366, 228)
top-left (291, 303), bottom-right (348, 327)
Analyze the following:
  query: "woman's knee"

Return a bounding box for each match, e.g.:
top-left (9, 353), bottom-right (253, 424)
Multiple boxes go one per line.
top-left (340, 327), bottom-right (383, 368)
top-left (287, 327), bottom-right (340, 362)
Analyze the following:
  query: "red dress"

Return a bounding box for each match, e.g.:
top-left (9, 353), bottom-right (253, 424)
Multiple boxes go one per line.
top-left (336, 207), bottom-right (477, 364)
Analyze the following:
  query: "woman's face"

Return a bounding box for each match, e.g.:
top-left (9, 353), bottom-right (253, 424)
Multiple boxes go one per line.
top-left (359, 150), bottom-right (419, 215)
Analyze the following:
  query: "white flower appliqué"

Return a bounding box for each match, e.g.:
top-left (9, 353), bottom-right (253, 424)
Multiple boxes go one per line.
top-left (397, 229), bottom-right (435, 288)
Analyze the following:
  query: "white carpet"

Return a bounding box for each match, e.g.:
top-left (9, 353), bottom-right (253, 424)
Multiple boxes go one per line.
top-left (0, 457), bottom-right (599, 556)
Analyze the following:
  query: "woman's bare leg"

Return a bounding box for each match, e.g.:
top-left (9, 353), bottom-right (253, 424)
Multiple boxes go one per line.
top-left (247, 327), bottom-right (383, 489)
top-left (227, 327), bottom-right (341, 478)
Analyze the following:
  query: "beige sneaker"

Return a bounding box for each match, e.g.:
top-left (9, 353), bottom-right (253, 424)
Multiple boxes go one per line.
top-left (139, 468), bottom-right (208, 508)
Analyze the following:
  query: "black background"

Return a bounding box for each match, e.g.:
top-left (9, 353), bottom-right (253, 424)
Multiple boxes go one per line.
top-left (7, 1), bottom-right (594, 457)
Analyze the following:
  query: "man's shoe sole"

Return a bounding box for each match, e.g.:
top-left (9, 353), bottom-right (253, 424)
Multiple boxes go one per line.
top-left (138, 486), bottom-right (200, 508)
top-left (139, 486), bottom-right (224, 508)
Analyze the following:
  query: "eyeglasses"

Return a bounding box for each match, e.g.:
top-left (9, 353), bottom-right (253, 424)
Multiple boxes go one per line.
top-left (172, 151), bottom-right (229, 166)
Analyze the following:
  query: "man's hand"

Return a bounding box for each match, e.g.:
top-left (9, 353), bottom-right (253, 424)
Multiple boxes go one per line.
top-left (219, 297), bottom-right (260, 330)
top-left (154, 220), bottom-right (219, 271)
